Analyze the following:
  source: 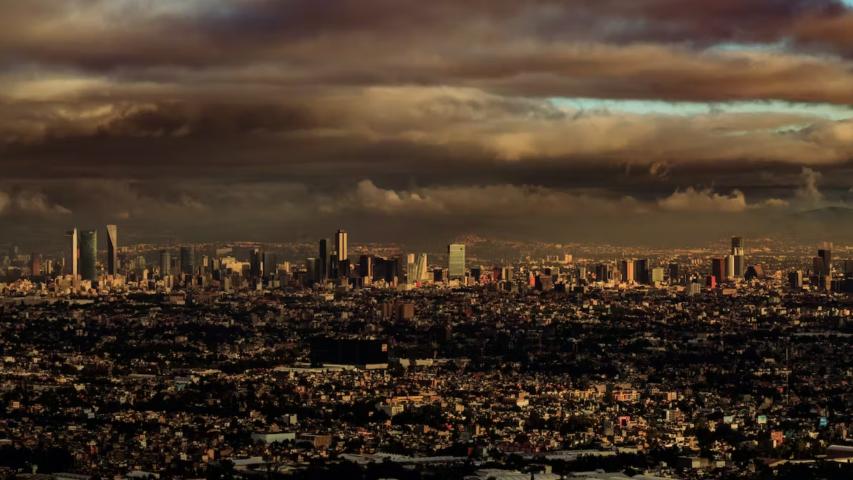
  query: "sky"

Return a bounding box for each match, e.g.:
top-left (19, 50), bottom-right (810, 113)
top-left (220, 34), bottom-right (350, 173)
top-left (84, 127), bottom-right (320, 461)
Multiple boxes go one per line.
top-left (1, 0), bottom-right (853, 248)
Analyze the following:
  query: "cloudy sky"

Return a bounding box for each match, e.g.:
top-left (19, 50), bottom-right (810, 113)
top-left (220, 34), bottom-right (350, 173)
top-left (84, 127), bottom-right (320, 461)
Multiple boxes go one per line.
top-left (2, 0), bottom-right (853, 248)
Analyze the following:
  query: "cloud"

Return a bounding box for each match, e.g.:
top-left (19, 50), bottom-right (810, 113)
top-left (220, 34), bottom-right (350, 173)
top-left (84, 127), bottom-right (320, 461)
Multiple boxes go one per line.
top-left (658, 187), bottom-right (748, 213)
top-left (342, 179), bottom-right (640, 218)
top-left (795, 167), bottom-right (824, 207)
top-left (0, 189), bottom-right (71, 217)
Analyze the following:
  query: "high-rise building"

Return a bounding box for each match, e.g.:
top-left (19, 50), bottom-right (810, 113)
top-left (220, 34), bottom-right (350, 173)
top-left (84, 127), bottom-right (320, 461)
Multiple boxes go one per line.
top-left (711, 257), bottom-right (724, 285)
top-left (249, 248), bottom-right (264, 279)
top-left (335, 230), bottom-right (348, 263)
top-left (815, 244), bottom-right (832, 291)
top-left (731, 236), bottom-right (745, 278)
top-left (106, 224), bottom-right (118, 276)
top-left (448, 243), bottom-right (465, 279)
top-left (725, 254), bottom-right (735, 280)
top-left (633, 259), bottom-right (649, 284)
top-left (413, 253), bottom-right (429, 282)
top-left (651, 267), bottom-right (665, 284)
top-left (619, 260), bottom-right (634, 284)
top-left (180, 246), bottom-right (195, 275)
top-left (263, 252), bottom-right (278, 279)
top-left (30, 253), bottom-right (41, 277)
top-left (79, 230), bottom-right (97, 282)
top-left (319, 238), bottom-right (331, 280)
top-left (66, 228), bottom-right (79, 278)
top-left (358, 255), bottom-right (374, 283)
top-left (159, 250), bottom-right (171, 276)
top-left (668, 262), bottom-right (680, 282)
top-left (788, 270), bottom-right (803, 290)
top-left (594, 263), bottom-right (613, 282)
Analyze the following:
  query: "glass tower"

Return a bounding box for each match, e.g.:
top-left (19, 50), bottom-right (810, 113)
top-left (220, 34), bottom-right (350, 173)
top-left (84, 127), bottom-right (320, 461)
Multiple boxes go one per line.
top-left (447, 243), bottom-right (465, 279)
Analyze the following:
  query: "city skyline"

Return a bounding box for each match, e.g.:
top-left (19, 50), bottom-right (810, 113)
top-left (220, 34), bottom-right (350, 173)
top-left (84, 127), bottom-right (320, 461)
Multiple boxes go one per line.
top-left (0, 1), bottom-right (852, 247)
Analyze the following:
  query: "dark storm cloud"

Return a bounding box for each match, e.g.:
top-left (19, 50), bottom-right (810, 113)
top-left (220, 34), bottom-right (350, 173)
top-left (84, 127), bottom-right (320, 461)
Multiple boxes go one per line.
top-left (1, 0), bottom-right (853, 246)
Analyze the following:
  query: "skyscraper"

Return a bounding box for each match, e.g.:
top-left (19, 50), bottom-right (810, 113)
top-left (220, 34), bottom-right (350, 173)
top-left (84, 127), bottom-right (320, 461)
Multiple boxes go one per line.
top-left (66, 228), bottom-right (78, 278)
top-left (619, 260), bottom-right (634, 284)
top-left (106, 224), bottom-right (118, 276)
top-left (30, 253), bottom-right (41, 277)
top-left (711, 257), bottom-right (724, 285)
top-left (789, 270), bottom-right (804, 289)
top-left (159, 250), bottom-right (171, 276)
top-left (448, 243), bottom-right (465, 279)
top-left (815, 244), bottom-right (832, 291)
top-left (633, 259), bottom-right (649, 284)
top-left (335, 230), bottom-right (348, 263)
top-left (414, 253), bottom-right (429, 282)
top-left (249, 248), bottom-right (264, 279)
top-left (358, 254), bottom-right (374, 281)
top-left (731, 236), bottom-right (745, 278)
top-left (79, 230), bottom-right (97, 282)
top-left (725, 254), bottom-right (735, 281)
top-left (319, 238), bottom-right (331, 280)
top-left (180, 246), bottom-right (195, 275)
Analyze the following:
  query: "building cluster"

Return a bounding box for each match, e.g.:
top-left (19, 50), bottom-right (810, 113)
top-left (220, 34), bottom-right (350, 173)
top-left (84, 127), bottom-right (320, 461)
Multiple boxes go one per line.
top-left (0, 232), bottom-right (851, 478)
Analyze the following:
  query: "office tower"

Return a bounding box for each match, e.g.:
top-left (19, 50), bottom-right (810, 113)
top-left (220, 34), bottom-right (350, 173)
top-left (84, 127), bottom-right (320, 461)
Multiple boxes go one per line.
top-left (305, 257), bottom-right (318, 284)
top-left (815, 244), bottom-right (832, 291)
top-left (335, 230), bottom-right (348, 263)
top-left (651, 267), bottom-right (665, 284)
top-left (79, 230), bottom-right (97, 282)
top-left (731, 236), bottom-right (745, 278)
top-left (843, 259), bottom-right (853, 278)
top-left (66, 228), bottom-right (79, 278)
top-left (263, 252), bottom-right (278, 279)
top-left (160, 250), bottom-right (171, 276)
top-left (30, 253), bottom-right (41, 277)
top-left (725, 254), bottom-right (735, 280)
top-left (633, 259), bottom-right (649, 284)
top-left (329, 253), bottom-right (339, 279)
top-left (471, 266), bottom-right (482, 283)
top-left (358, 254), bottom-right (374, 281)
top-left (788, 270), bottom-right (803, 289)
top-left (406, 253), bottom-right (416, 284)
top-left (319, 238), bottom-right (330, 280)
top-left (668, 263), bottom-right (679, 282)
top-left (106, 224), bottom-right (118, 276)
top-left (594, 264), bottom-right (612, 282)
top-left (619, 260), bottom-right (634, 284)
top-left (711, 257), bottom-right (724, 285)
top-left (415, 253), bottom-right (429, 282)
top-left (249, 248), bottom-right (264, 279)
top-left (448, 243), bottom-right (465, 279)
top-left (180, 246), bottom-right (195, 275)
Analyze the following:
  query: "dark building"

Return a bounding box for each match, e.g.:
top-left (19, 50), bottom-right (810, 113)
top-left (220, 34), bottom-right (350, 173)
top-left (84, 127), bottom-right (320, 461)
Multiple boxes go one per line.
top-left (79, 229), bottom-right (97, 282)
top-left (310, 338), bottom-right (388, 366)
top-left (249, 248), bottom-right (264, 279)
top-left (668, 262), bottom-right (679, 282)
top-left (633, 259), bottom-right (649, 284)
top-left (180, 246), bottom-right (195, 275)
top-left (319, 238), bottom-right (330, 280)
top-left (711, 257), bottom-right (725, 285)
top-left (358, 254), bottom-right (374, 280)
top-left (106, 224), bottom-right (118, 276)
top-left (30, 253), bottom-right (41, 277)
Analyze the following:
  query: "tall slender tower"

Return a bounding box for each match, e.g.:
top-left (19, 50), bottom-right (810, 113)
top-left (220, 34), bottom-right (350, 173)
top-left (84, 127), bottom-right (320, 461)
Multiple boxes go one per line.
top-left (180, 246), bottom-right (195, 275)
top-left (335, 230), bottom-right (348, 262)
top-left (159, 250), bottom-right (171, 276)
top-left (79, 230), bottom-right (97, 281)
top-left (319, 238), bottom-right (330, 280)
top-left (731, 236), bottom-right (745, 278)
top-left (66, 228), bottom-right (79, 278)
top-left (106, 224), bottom-right (118, 276)
top-left (448, 243), bottom-right (465, 279)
